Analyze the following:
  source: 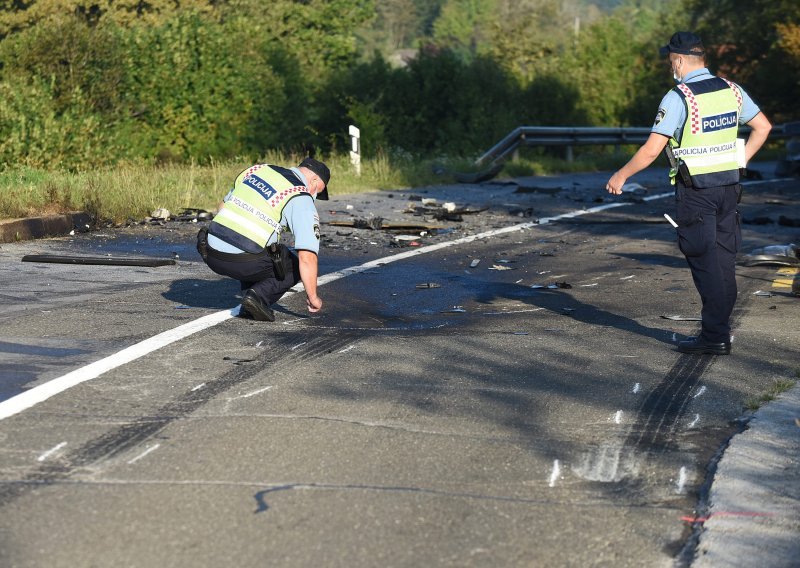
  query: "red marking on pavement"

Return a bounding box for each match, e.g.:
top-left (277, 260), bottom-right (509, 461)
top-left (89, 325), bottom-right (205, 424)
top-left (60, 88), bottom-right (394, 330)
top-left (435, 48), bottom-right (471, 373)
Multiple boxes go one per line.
top-left (681, 511), bottom-right (776, 523)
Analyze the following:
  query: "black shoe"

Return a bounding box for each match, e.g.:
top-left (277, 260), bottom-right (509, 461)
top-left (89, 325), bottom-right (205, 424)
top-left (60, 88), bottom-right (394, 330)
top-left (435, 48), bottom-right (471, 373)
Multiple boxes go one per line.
top-left (241, 290), bottom-right (275, 322)
top-left (677, 337), bottom-right (731, 355)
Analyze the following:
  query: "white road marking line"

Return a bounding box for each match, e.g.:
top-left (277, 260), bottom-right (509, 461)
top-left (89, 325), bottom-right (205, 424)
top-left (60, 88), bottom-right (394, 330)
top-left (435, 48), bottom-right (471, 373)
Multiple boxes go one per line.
top-left (127, 444), bottom-right (160, 465)
top-left (688, 414), bottom-right (700, 428)
top-left (338, 345), bottom-right (356, 354)
top-left (0, 191), bottom-right (675, 422)
top-left (613, 410), bottom-right (623, 424)
top-left (290, 342), bottom-right (307, 351)
top-left (548, 459), bottom-right (561, 487)
top-left (231, 386), bottom-right (273, 400)
top-left (37, 441), bottom-right (67, 462)
top-left (676, 466), bottom-right (688, 494)
top-left (191, 383), bottom-right (206, 392)
top-left (0, 309), bottom-right (237, 421)
top-left (632, 383), bottom-right (641, 394)
top-left (693, 386), bottom-right (707, 398)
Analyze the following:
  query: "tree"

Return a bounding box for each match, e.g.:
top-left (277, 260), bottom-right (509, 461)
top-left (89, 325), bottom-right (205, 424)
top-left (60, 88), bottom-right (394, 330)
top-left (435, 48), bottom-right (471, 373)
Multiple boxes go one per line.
top-left (684, 0), bottom-right (800, 121)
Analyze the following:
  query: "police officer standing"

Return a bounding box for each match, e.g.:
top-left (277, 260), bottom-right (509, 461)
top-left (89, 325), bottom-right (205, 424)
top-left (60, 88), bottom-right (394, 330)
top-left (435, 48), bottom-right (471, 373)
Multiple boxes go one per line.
top-left (605, 32), bottom-right (772, 355)
top-left (197, 157), bottom-right (330, 321)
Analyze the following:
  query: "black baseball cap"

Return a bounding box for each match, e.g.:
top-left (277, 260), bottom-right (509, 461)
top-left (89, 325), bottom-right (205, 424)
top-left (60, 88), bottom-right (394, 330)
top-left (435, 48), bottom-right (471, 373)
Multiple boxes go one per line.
top-left (659, 32), bottom-right (705, 57)
top-left (299, 157), bottom-right (330, 200)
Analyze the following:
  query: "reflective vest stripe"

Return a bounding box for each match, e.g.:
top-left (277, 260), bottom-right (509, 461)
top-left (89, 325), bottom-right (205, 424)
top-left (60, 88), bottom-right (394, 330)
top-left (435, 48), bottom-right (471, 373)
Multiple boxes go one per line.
top-left (720, 78), bottom-right (743, 114)
top-left (213, 207), bottom-right (273, 244)
top-left (676, 83), bottom-right (701, 135)
top-left (680, 150), bottom-right (738, 168)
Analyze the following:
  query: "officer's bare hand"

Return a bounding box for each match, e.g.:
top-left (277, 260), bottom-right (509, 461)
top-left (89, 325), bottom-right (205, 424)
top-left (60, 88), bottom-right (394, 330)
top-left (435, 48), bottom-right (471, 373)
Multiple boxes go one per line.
top-left (606, 171), bottom-right (627, 195)
top-left (307, 294), bottom-right (323, 313)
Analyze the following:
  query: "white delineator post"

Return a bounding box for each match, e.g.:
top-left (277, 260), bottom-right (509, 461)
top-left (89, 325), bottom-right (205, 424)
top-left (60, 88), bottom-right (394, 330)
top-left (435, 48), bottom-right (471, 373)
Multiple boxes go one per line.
top-left (349, 124), bottom-right (361, 176)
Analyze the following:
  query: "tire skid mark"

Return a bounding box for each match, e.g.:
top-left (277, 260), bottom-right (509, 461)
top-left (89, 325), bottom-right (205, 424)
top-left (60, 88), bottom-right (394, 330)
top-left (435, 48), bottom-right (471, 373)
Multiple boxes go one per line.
top-left (0, 331), bottom-right (357, 508)
top-left (574, 274), bottom-right (760, 483)
top-left (626, 278), bottom-right (758, 455)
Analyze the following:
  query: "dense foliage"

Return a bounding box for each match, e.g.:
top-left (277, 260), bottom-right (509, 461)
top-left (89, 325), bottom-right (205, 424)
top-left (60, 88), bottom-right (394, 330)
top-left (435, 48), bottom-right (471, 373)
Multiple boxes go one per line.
top-left (0, 0), bottom-right (796, 171)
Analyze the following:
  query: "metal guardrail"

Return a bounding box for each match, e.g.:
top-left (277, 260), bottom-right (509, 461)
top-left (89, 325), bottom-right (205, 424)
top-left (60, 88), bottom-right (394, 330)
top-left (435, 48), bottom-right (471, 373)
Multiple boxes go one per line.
top-left (476, 122), bottom-right (800, 166)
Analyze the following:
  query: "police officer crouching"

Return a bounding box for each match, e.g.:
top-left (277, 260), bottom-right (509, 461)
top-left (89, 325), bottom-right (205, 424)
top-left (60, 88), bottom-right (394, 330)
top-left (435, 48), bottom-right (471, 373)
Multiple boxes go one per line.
top-left (197, 157), bottom-right (329, 320)
top-left (605, 32), bottom-right (772, 355)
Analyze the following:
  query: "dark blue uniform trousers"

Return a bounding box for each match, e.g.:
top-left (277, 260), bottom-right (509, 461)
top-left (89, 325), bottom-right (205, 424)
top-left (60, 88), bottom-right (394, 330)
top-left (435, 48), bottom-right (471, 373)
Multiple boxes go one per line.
top-left (675, 183), bottom-right (741, 343)
top-left (199, 238), bottom-right (301, 306)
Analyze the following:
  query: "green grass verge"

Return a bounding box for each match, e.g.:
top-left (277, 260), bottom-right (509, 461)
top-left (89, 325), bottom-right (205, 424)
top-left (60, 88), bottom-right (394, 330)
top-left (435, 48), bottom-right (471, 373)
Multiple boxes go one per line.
top-left (745, 377), bottom-right (797, 411)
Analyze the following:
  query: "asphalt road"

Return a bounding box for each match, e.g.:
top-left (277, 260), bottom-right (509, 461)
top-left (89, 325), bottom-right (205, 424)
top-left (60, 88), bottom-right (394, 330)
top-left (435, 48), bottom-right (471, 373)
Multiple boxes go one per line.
top-left (0, 165), bottom-right (797, 567)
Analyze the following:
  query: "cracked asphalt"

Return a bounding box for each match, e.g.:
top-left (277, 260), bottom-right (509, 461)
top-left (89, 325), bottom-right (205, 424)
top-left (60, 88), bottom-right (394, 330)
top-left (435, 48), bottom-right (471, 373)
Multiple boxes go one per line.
top-left (0, 163), bottom-right (797, 567)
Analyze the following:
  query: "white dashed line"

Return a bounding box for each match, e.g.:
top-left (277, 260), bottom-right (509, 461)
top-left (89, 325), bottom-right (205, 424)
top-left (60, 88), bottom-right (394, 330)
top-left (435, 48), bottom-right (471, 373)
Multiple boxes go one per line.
top-left (37, 441), bottom-right (67, 462)
top-left (548, 460), bottom-right (561, 487)
top-left (127, 444), bottom-right (161, 465)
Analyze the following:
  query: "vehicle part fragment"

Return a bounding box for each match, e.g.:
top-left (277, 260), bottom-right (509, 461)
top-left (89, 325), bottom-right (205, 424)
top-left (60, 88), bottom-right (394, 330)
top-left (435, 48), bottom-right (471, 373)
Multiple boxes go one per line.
top-left (21, 254), bottom-right (176, 267)
top-left (740, 244), bottom-right (799, 267)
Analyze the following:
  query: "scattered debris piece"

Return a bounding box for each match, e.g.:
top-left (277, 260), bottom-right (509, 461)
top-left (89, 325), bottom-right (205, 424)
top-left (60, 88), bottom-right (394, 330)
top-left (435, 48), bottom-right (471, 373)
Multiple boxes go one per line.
top-left (421, 198), bottom-right (437, 206)
top-left (469, 259), bottom-right (481, 268)
top-left (354, 217), bottom-right (384, 230)
top-left (415, 283), bottom-right (441, 289)
top-left (742, 216), bottom-right (774, 225)
top-left (534, 282), bottom-right (572, 289)
top-left (443, 202), bottom-right (457, 212)
top-left (621, 183), bottom-right (648, 195)
top-left (514, 184), bottom-right (564, 195)
top-left (21, 254), bottom-right (175, 267)
top-left (151, 208), bottom-right (171, 220)
top-left (489, 264), bottom-right (514, 271)
top-left (661, 315), bottom-right (702, 321)
top-left (222, 356), bottom-right (256, 364)
top-left (740, 244), bottom-right (800, 267)
top-left (441, 306), bottom-right (466, 313)
top-left (326, 219), bottom-right (446, 232)
top-left (778, 215), bottom-right (800, 227)
top-left (753, 290), bottom-right (774, 297)
top-left (512, 332), bottom-right (529, 335)
top-left (508, 207), bottom-right (535, 218)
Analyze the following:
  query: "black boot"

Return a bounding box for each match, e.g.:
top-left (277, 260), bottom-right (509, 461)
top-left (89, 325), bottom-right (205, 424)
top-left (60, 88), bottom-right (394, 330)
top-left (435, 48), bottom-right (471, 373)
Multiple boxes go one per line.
top-left (241, 290), bottom-right (275, 322)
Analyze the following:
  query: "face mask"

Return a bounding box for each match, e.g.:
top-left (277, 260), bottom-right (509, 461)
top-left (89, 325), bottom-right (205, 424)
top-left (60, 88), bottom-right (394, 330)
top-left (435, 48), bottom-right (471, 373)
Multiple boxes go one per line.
top-left (672, 58), bottom-right (682, 83)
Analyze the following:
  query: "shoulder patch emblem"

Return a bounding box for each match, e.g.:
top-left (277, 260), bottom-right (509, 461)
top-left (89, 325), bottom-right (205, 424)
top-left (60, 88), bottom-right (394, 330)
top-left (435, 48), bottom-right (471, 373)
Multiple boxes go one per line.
top-left (313, 224), bottom-right (320, 240)
top-left (654, 108), bottom-right (667, 126)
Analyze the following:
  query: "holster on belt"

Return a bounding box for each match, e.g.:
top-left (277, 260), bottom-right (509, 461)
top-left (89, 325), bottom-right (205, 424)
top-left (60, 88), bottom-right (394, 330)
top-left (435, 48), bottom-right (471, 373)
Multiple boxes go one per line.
top-left (196, 227), bottom-right (209, 260)
top-left (268, 243), bottom-right (286, 280)
top-left (664, 147), bottom-right (693, 188)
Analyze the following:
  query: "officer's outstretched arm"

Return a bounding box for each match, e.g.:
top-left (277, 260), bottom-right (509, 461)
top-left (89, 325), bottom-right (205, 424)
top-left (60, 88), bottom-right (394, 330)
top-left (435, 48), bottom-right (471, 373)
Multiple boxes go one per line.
top-left (606, 133), bottom-right (669, 195)
top-left (744, 112), bottom-right (771, 164)
top-left (298, 249), bottom-right (323, 313)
